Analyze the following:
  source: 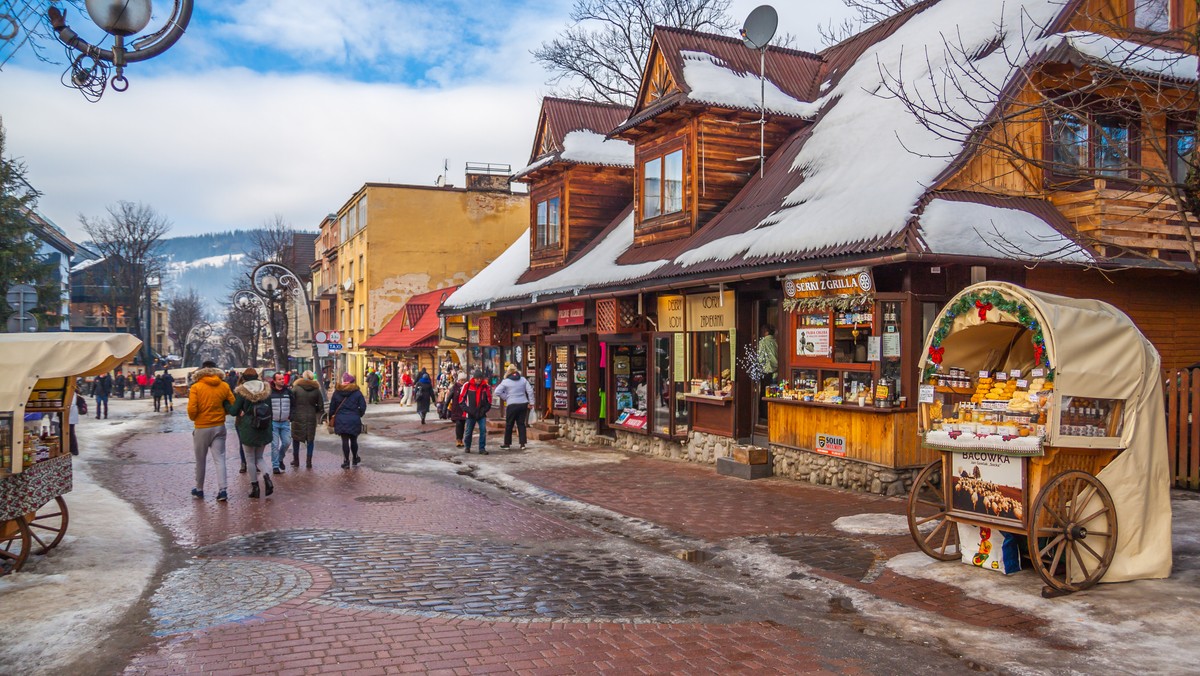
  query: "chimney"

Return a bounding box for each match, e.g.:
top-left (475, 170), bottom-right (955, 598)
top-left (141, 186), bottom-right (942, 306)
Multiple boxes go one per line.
top-left (464, 162), bottom-right (512, 193)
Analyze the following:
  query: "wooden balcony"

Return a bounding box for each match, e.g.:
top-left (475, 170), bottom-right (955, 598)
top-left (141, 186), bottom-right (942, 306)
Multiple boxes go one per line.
top-left (1050, 181), bottom-right (1200, 262)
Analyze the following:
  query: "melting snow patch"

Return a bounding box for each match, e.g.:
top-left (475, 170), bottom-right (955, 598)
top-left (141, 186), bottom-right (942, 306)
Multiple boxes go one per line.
top-left (833, 513), bottom-right (912, 536)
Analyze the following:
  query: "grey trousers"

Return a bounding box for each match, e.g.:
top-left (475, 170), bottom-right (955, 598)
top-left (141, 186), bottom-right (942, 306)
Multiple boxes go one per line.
top-left (244, 445), bottom-right (268, 483)
top-left (193, 425), bottom-right (228, 492)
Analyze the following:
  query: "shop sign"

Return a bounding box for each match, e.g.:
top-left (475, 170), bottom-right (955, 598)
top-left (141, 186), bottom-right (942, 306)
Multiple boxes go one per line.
top-left (657, 294), bottom-right (685, 331)
top-left (673, 333), bottom-right (686, 382)
top-left (784, 268), bottom-right (874, 299)
top-left (795, 327), bottom-right (831, 358)
top-left (685, 291), bottom-right (735, 332)
top-left (950, 452), bottom-right (1025, 524)
top-left (557, 301), bottom-right (586, 327)
top-left (814, 433), bottom-right (846, 457)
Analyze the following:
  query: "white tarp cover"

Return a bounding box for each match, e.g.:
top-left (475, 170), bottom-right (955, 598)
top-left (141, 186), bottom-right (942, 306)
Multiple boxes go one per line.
top-left (0, 333), bottom-right (142, 413)
top-left (917, 282), bottom-right (1171, 583)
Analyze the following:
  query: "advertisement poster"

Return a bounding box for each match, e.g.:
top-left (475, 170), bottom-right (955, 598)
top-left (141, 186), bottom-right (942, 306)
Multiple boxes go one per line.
top-left (814, 433), bottom-right (846, 457)
top-left (957, 523), bottom-right (1022, 574)
top-left (950, 452), bottom-right (1025, 523)
top-left (796, 327), bottom-right (831, 358)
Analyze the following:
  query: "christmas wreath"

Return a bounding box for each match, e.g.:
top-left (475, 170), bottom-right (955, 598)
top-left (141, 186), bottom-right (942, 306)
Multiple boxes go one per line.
top-left (922, 288), bottom-right (1051, 382)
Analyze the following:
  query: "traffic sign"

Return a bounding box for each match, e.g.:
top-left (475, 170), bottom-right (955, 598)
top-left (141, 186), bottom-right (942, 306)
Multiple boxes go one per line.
top-left (6, 284), bottom-right (37, 312)
top-left (6, 312), bottom-right (37, 333)
top-left (329, 331), bottom-right (341, 343)
top-left (314, 331), bottom-right (328, 343)
top-left (327, 343), bottom-right (343, 352)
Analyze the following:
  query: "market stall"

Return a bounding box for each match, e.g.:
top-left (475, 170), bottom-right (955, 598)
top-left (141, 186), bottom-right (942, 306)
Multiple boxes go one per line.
top-left (0, 333), bottom-right (141, 575)
top-left (907, 282), bottom-right (1171, 595)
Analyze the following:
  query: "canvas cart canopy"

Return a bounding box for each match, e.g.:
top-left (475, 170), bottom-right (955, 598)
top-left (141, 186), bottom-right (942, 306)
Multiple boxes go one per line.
top-left (0, 333), bottom-right (142, 413)
top-left (916, 282), bottom-right (1171, 584)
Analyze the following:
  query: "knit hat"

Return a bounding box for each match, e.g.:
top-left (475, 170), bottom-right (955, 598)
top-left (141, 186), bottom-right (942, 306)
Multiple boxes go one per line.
top-left (241, 367), bottom-right (259, 380)
top-left (473, 369), bottom-right (485, 379)
top-left (342, 372), bottom-right (356, 384)
top-left (302, 370), bottom-right (316, 380)
top-left (457, 372), bottom-right (469, 382)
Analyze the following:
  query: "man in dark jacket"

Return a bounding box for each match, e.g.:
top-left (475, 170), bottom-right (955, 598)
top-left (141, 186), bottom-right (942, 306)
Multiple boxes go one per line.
top-left (114, 372), bottom-right (127, 399)
top-left (94, 373), bottom-right (112, 419)
top-left (366, 369), bottom-right (381, 404)
top-left (459, 369), bottom-right (492, 454)
top-left (268, 371), bottom-right (295, 473)
top-left (225, 369), bottom-right (240, 392)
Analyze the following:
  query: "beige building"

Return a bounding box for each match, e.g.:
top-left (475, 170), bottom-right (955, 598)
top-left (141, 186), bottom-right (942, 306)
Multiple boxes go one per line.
top-left (333, 165), bottom-right (528, 383)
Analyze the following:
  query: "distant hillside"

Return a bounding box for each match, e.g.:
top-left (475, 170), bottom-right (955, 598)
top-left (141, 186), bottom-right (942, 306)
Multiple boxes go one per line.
top-left (160, 231), bottom-right (256, 312)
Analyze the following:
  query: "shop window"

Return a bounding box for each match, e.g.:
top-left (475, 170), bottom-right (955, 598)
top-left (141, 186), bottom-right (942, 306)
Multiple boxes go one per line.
top-left (642, 148), bottom-right (683, 220)
top-left (1133, 0), bottom-right (1170, 31)
top-left (536, 197), bottom-right (561, 249)
top-left (552, 344), bottom-right (571, 412)
top-left (611, 344), bottom-right (648, 430)
top-left (652, 335), bottom-right (689, 437)
top-left (573, 345), bottom-right (589, 416)
top-left (690, 331), bottom-right (733, 398)
top-left (1169, 121), bottom-right (1195, 183)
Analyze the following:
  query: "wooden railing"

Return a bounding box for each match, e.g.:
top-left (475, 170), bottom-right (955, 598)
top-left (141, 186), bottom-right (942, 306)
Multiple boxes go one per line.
top-left (1166, 367), bottom-right (1200, 490)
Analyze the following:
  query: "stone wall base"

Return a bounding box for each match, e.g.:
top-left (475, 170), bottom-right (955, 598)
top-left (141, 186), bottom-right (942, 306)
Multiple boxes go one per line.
top-left (770, 444), bottom-right (922, 496)
top-left (557, 418), bottom-right (922, 497)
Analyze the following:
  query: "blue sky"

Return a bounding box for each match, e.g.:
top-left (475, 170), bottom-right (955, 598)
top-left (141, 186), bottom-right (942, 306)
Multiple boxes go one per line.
top-left (1, 0), bottom-right (855, 240)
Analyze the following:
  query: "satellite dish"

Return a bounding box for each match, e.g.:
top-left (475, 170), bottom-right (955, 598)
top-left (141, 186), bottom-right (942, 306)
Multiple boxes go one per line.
top-left (740, 5), bottom-right (778, 50)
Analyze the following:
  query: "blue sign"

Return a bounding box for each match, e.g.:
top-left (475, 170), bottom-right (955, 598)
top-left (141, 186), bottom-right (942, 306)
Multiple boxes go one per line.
top-left (327, 343), bottom-right (343, 352)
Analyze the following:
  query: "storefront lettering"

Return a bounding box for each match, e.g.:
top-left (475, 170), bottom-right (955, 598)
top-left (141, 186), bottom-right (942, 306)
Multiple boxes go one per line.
top-left (658, 295), bottom-right (685, 331)
top-left (784, 268), bottom-right (874, 299)
top-left (959, 452), bottom-right (1012, 464)
top-left (685, 292), bottom-right (734, 332)
top-left (557, 302), bottom-right (586, 327)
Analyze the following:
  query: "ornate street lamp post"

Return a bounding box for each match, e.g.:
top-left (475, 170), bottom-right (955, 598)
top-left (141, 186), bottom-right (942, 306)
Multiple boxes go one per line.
top-left (183, 321), bottom-right (212, 367)
top-left (247, 263), bottom-right (318, 376)
top-left (47, 0), bottom-right (194, 101)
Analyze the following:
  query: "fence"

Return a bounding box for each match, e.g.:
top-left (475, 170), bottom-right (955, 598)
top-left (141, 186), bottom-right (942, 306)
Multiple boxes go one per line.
top-left (1166, 367), bottom-right (1200, 490)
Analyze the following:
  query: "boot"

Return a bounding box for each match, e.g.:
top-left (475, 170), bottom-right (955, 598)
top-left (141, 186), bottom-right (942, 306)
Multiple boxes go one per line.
top-left (249, 481), bottom-right (260, 499)
top-left (239, 460), bottom-right (247, 474)
top-left (263, 474), bottom-right (274, 497)
top-left (306, 456), bottom-right (313, 469)
top-left (352, 454), bottom-right (361, 466)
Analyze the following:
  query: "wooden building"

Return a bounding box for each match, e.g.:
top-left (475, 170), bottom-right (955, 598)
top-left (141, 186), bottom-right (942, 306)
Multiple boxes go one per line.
top-left (443, 0), bottom-right (1200, 494)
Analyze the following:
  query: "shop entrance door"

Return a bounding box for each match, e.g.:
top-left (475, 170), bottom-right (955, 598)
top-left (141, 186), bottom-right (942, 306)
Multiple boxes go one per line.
top-left (751, 297), bottom-right (781, 447)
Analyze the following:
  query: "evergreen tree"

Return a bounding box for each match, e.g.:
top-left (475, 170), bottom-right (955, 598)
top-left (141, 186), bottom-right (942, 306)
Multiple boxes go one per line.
top-left (0, 120), bottom-right (53, 328)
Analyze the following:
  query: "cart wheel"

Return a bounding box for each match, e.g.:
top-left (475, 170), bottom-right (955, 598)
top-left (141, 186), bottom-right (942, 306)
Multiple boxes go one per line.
top-left (1029, 470), bottom-right (1117, 594)
top-left (0, 517), bottom-right (31, 576)
top-left (907, 460), bottom-right (960, 561)
top-left (29, 496), bottom-right (68, 555)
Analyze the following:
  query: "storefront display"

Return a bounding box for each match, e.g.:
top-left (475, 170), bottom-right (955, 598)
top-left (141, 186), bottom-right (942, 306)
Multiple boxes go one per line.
top-left (908, 282), bottom-right (1172, 594)
top-left (610, 343), bottom-right (648, 430)
top-left (651, 334), bottom-right (689, 437)
top-left (552, 345), bottom-right (570, 412)
top-left (573, 345), bottom-right (589, 415)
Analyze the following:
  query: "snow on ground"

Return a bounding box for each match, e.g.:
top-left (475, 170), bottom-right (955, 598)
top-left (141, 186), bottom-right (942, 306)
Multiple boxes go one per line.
top-left (0, 398), bottom-right (163, 675)
top-left (832, 513), bottom-right (913, 536)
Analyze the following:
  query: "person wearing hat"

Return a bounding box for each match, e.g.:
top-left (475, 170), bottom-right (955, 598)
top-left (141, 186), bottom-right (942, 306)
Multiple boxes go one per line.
top-left (494, 364), bottom-right (534, 450)
top-left (187, 360), bottom-right (236, 502)
top-left (290, 370), bottom-right (324, 468)
top-left (458, 369), bottom-right (493, 454)
top-left (228, 368), bottom-right (275, 498)
top-left (329, 373), bottom-right (368, 468)
top-left (446, 371), bottom-right (469, 447)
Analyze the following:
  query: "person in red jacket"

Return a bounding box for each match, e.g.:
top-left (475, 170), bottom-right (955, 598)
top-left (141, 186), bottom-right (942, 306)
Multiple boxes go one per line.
top-left (458, 369), bottom-right (492, 454)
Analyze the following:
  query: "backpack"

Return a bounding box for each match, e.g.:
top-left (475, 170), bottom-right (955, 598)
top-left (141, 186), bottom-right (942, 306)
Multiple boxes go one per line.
top-left (251, 400), bottom-right (272, 430)
top-left (76, 394), bottom-right (88, 416)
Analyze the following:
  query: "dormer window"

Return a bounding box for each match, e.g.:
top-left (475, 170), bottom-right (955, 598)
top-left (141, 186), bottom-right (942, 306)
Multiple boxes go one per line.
top-left (536, 196), bottom-right (561, 248)
top-left (1133, 0), bottom-right (1170, 31)
top-left (642, 148), bottom-right (684, 219)
top-left (1049, 110), bottom-right (1138, 182)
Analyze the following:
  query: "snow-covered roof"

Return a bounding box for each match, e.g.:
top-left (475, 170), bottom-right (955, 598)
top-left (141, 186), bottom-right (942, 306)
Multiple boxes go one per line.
top-left (1050, 31), bottom-right (1198, 83)
top-left (512, 130), bottom-right (634, 178)
top-left (680, 50), bottom-right (816, 117)
top-left (71, 256), bottom-right (107, 273)
top-left (442, 212), bottom-right (666, 311)
top-left (919, 198), bottom-right (1092, 263)
top-left (674, 0), bottom-right (1069, 268)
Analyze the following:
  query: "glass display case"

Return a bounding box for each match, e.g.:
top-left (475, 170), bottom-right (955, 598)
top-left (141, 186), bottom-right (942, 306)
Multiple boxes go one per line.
top-left (691, 330), bottom-right (734, 398)
top-left (572, 345), bottom-right (589, 416)
top-left (1058, 397), bottom-right (1124, 438)
top-left (0, 413), bottom-right (12, 476)
top-left (651, 335), bottom-right (689, 437)
top-left (552, 345), bottom-right (571, 412)
top-left (610, 343), bottom-right (648, 430)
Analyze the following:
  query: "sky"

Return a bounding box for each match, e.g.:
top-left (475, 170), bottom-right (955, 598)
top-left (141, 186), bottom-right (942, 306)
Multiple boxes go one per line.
top-left (0, 0), bottom-right (858, 241)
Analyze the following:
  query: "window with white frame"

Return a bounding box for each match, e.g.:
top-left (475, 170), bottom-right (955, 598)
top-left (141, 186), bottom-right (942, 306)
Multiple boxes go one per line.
top-left (641, 148), bottom-right (683, 220)
top-left (536, 197), bottom-right (561, 248)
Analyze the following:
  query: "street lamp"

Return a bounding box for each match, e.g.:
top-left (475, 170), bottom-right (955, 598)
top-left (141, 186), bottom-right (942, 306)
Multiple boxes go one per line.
top-left (184, 321), bottom-right (212, 366)
top-left (248, 262), bottom-right (319, 376)
top-left (47, 0), bottom-right (194, 101)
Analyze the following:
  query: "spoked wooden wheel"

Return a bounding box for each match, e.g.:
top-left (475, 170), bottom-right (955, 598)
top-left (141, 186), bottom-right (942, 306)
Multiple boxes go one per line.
top-left (1029, 470), bottom-right (1117, 595)
top-left (29, 496), bottom-right (68, 555)
top-left (0, 517), bottom-right (31, 576)
top-left (907, 460), bottom-right (960, 561)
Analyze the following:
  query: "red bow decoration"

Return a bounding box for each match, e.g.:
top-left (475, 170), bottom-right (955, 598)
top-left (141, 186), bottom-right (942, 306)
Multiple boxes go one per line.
top-left (1033, 343), bottom-right (1044, 366)
top-left (975, 300), bottom-right (993, 321)
top-left (928, 346), bottom-right (945, 365)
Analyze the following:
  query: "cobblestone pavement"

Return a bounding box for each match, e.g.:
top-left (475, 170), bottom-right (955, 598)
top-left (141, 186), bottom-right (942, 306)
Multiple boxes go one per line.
top-left (102, 409), bottom-right (983, 674)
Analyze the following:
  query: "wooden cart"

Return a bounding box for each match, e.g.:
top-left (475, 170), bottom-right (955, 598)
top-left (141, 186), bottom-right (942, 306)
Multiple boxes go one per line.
top-left (906, 283), bottom-right (1172, 596)
top-left (0, 334), bottom-right (141, 575)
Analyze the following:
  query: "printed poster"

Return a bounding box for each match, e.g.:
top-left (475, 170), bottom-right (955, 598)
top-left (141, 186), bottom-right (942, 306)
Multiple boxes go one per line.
top-left (950, 452), bottom-right (1025, 524)
top-left (795, 327), bottom-right (831, 358)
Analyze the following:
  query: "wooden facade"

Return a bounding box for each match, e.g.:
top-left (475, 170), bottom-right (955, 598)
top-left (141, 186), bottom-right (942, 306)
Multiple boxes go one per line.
top-left (529, 165), bottom-right (633, 269)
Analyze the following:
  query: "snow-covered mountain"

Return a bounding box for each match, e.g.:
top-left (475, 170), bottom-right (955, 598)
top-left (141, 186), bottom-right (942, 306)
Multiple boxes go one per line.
top-left (158, 231), bottom-right (256, 311)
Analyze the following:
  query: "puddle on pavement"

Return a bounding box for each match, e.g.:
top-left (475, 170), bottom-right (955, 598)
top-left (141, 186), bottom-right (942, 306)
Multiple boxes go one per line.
top-left (675, 549), bottom-right (714, 563)
top-left (354, 495), bottom-right (411, 504)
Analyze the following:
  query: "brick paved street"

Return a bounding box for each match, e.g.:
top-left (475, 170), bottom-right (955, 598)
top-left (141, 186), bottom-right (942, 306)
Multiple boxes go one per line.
top-left (12, 399), bottom-right (1196, 675)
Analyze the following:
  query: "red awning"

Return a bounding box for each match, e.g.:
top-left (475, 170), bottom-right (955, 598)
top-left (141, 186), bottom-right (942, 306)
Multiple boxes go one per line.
top-left (361, 286), bottom-right (459, 350)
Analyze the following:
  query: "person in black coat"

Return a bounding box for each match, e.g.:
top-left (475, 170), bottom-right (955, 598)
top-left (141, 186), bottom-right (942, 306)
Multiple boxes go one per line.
top-left (413, 372), bottom-right (435, 424)
top-left (447, 372), bottom-right (468, 447)
top-left (329, 373), bottom-right (368, 469)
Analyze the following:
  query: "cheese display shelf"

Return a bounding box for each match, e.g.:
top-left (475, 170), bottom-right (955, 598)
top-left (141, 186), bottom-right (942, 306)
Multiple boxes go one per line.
top-left (0, 333), bottom-right (141, 575)
top-left (906, 283), bottom-right (1172, 596)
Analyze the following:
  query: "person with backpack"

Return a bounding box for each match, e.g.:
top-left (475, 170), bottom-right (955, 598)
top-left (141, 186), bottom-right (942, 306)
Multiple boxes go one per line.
top-left (161, 370), bottom-right (175, 411)
top-left (151, 372), bottom-right (167, 412)
top-left (329, 373), bottom-right (367, 468)
top-left (228, 368), bottom-right (274, 499)
top-left (413, 369), bottom-right (435, 424)
top-left (290, 370), bottom-right (324, 468)
top-left (187, 361), bottom-right (236, 502)
top-left (114, 372), bottom-right (126, 399)
top-left (459, 369), bottom-right (493, 454)
top-left (93, 372), bottom-right (112, 419)
top-left (366, 368), bottom-right (381, 404)
top-left (268, 371), bottom-right (295, 474)
top-left (494, 364), bottom-right (535, 450)
top-left (447, 371), bottom-right (468, 447)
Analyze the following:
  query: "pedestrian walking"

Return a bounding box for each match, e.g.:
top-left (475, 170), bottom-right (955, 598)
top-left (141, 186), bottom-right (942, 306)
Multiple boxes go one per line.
top-left (137, 371), bottom-right (150, 399)
top-left (413, 370), bottom-right (435, 424)
top-left (225, 369), bottom-right (240, 392)
top-left (162, 370), bottom-right (175, 411)
top-left (93, 372), bottom-right (111, 419)
top-left (366, 368), bottom-right (381, 404)
top-left (186, 361), bottom-right (235, 502)
top-left (114, 372), bottom-right (126, 399)
top-left (447, 372), bottom-right (468, 447)
top-left (151, 372), bottom-right (167, 412)
top-left (229, 368), bottom-right (274, 499)
top-left (69, 382), bottom-right (85, 456)
top-left (291, 370), bottom-right (323, 468)
top-left (267, 371), bottom-right (294, 473)
top-left (400, 368), bottom-right (414, 406)
top-left (330, 373), bottom-right (367, 469)
top-left (459, 369), bottom-right (492, 454)
top-left (494, 364), bottom-right (534, 450)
